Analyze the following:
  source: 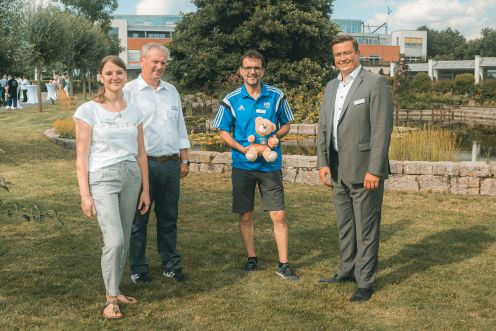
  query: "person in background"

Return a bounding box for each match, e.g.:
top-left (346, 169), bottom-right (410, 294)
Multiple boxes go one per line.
top-left (64, 73), bottom-right (70, 96)
top-left (20, 76), bottom-right (29, 103)
top-left (5, 75), bottom-right (18, 110)
top-left (0, 75), bottom-right (7, 105)
top-left (74, 55), bottom-right (150, 319)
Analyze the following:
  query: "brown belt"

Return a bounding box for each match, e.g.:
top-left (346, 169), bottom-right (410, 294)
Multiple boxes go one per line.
top-left (147, 154), bottom-right (180, 162)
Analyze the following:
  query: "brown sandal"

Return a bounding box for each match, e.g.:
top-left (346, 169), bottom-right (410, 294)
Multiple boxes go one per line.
top-left (102, 300), bottom-right (123, 320)
top-left (117, 295), bottom-right (138, 305)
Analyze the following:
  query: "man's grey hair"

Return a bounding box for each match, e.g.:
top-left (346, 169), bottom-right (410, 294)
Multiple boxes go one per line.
top-left (141, 43), bottom-right (170, 60)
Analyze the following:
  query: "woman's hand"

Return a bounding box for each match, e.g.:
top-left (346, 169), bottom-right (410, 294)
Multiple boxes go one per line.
top-left (81, 195), bottom-right (96, 218)
top-left (138, 190), bottom-right (150, 215)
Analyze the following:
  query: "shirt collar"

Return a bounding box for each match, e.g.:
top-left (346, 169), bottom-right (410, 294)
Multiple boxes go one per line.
top-left (241, 81), bottom-right (269, 99)
top-left (337, 65), bottom-right (362, 84)
top-left (137, 74), bottom-right (168, 91)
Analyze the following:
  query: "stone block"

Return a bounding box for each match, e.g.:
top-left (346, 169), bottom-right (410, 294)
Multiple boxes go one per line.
top-left (190, 151), bottom-right (215, 163)
top-left (418, 175), bottom-right (449, 193)
top-left (294, 169), bottom-right (320, 185)
top-left (419, 162), bottom-right (433, 175)
top-left (283, 155), bottom-right (317, 169)
top-left (489, 162), bottom-right (496, 176)
top-left (432, 162), bottom-right (459, 176)
top-left (297, 124), bottom-right (317, 135)
top-left (403, 161), bottom-right (423, 175)
top-left (385, 175), bottom-right (419, 192)
top-left (450, 177), bottom-right (480, 195)
top-left (389, 160), bottom-right (403, 175)
top-left (282, 168), bottom-right (297, 183)
top-left (480, 178), bottom-right (496, 195)
top-left (458, 161), bottom-right (490, 177)
top-left (212, 152), bottom-right (231, 164)
top-left (289, 124), bottom-right (298, 135)
top-left (189, 163), bottom-right (200, 172)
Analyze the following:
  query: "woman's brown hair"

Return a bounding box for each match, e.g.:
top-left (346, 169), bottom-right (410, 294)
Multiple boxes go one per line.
top-left (94, 55), bottom-right (127, 103)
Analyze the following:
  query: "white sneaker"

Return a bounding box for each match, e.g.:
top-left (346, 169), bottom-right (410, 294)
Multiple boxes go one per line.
top-left (5, 106), bottom-right (10, 110)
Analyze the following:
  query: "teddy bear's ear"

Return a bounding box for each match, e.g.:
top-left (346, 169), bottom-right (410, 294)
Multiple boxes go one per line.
top-left (271, 122), bottom-right (277, 131)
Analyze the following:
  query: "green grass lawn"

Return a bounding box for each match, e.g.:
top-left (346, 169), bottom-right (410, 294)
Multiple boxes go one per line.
top-left (1, 105), bottom-right (496, 330)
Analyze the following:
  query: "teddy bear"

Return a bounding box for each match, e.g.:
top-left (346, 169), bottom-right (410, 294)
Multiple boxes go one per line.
top-left (245, 116), bottom-right (279, 162)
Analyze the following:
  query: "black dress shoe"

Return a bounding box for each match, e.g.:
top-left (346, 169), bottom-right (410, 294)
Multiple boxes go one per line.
top-left (319, 274), bottom-right (356, 283)
top-left (351, 288), bottom-right (373, 302)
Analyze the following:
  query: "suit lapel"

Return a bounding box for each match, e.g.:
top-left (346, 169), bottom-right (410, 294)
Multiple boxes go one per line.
top-left (338, 70), bottom-right (364, 123)
top-left (328, 79), bottom-right (339, 129)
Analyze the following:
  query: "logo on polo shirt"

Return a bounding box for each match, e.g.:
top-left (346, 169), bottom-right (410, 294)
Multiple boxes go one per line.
top-left (238, 105), bottom-right (245, 111)
top-left (264, 102), bottom-right (270, 109)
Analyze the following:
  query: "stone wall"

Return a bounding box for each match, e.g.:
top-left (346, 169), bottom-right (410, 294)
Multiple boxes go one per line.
top-left (189, 151), bottom-right (496, 196)
top-left (44, 128), bottom-right (496, 195)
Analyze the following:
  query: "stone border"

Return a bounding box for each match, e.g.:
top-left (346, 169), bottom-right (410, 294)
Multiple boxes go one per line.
top-left (44, 130), bottom-right (496, 195)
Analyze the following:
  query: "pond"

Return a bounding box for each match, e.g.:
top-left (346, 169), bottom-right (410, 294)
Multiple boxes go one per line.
top-left (189, 124), bottom-right (496, 161)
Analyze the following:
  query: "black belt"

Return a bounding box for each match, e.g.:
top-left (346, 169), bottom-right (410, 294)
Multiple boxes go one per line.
top-left (147, 154), bottom-right (180, 162)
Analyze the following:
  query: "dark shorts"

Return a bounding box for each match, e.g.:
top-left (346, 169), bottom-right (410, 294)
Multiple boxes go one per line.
top-left (231, 168), bottom-right (285, 213)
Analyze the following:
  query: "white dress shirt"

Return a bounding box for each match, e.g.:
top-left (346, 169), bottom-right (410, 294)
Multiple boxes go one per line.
top-left (332, 65), bottom-right (361, 151)
top-left (124, 75), bottom-right (190, 157)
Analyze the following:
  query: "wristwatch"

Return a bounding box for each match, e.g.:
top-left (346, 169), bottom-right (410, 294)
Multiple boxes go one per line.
top-left (181, 160), bottom-right (190, 166)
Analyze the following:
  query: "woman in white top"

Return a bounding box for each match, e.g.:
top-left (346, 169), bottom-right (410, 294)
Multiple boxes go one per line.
top-left (74, 55), bottom-right (150, 320)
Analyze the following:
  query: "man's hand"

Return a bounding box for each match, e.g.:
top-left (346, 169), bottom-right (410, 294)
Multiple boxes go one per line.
top-left (180, 163), bottom-right (189, 178)
top-left (363, 172), bottom-right (380, 190)
top-left (319, 166), bottom-right (332, 187)
top-left (267, 136), bottom-right (279, 149)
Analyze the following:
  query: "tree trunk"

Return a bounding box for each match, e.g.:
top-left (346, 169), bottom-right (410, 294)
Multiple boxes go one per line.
top-left (82, 76), bottom-right (87, 100)
top-left (36, 66), bottom-right (42, 113)
top-left (88, 76), bottom-right (92, 98)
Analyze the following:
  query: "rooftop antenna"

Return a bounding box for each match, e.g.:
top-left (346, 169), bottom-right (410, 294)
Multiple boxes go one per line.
top-left (386, 0), bottom-right (392, 34)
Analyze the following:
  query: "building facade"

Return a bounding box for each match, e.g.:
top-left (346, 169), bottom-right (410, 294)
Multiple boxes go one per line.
top-left (111, 15), bottom-right (181, 78)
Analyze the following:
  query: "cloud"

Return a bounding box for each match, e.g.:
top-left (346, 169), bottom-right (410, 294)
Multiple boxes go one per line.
top-left (136, 0), bottom-right (196, 15)
top-left (384, 0), bottom-right (496, 39)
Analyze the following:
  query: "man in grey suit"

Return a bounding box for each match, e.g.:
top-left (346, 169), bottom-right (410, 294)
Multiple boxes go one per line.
top-left (316, 35), bottom-right (393, 302)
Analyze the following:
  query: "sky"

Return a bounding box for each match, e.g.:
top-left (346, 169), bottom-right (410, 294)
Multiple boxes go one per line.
top-left (115, 0), bottom-right (496, 40)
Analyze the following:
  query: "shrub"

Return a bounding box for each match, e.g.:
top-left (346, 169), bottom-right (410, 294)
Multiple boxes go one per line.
top-left (432, 80), bottom-right (453, 94)
top-left (454, 73), bottom-right (475, 95)
top-left (477, 79), bottom-right (496, 103)
top-left (411, 73), bottom-right (432, 93)
top-left (53, 119), bottom-right (75, 139)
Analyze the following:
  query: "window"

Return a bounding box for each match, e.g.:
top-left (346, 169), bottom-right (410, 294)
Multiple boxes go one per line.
top-left (128, 31), bottom-right (145, 38)
top-left (405, 37), bottom-right (422, 49)
top-left (147, 31), bottom-right (169, 39)
top-left (128, 50), bottom-right (140, 63)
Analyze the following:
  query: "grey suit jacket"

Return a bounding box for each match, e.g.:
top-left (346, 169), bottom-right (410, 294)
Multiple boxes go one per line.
top-left (316, 68), bottom-right (393, 184)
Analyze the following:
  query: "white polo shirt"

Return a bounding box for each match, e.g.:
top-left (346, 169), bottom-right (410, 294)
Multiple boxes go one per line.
top-left (123, 75), bottom-right (190, 157)
top-left (333, 65), bottom-right (361, 151)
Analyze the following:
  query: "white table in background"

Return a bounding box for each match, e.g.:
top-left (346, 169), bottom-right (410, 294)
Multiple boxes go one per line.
top-left (26, 85), bottom-right (38, 104)
top-left (46, 83), bottom-right (58, 101)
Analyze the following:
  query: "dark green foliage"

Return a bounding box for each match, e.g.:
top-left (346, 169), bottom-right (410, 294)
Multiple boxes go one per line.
top-left (59, 0), bottom-right (118, 31)
top-left (168, 0), bottom-right (338, 98)
top-left (432, 80), bottom-right (453, 94)
top-left (476, 79), bottom-right (496, 104)
top-left (454, 73), bottom-right (475, 95)
top-left (417, 26), bottom-right (466, 60)
top-left (411, 72), bottom-right (431, 93)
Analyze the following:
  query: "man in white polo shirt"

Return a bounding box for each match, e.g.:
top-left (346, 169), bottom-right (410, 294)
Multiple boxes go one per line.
top-left (124, 43), bottom-right (191, 283)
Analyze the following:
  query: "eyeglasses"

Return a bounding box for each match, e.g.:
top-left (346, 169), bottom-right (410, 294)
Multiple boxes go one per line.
top-left (333, 51), bottom-right (356, 58)
top-left (241, 66), bottom-right (263, 72)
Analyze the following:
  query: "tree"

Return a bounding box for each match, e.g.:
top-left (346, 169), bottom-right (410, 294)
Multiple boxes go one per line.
top-left (0, 0), bottom-right (31, 75)
top-left (59, 0), bottom-right (118, 31)
top-left (417, 26), bottom-right (466, 60)
top-left (461, 28), bottom-right (496, 59)
top-left (168, 0), bottom-right (338, 97)
top-left (60, 14), bottom-right (111, 99)
top-left (24, 5), bottom-right (71, 112)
